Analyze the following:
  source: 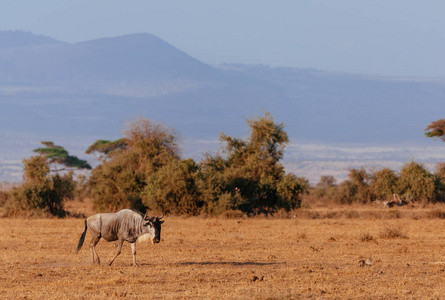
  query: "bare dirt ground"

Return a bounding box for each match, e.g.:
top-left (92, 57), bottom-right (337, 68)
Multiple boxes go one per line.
top-left (2, 203), bottom-right (445, 298)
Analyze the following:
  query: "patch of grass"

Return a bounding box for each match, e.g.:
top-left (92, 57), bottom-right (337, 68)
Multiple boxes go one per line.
top-left (427, 209), bottom-right (445, 219)
top-left (360, 232), bottom-right (376, 242)
top-left (298, 232), bottom-right (308, 240)
top-left (379, 226), bottom-right (408, 239)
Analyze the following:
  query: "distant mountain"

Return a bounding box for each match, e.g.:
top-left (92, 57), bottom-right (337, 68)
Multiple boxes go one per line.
top-left (0, 30), bottom-right (443, 142)
top-left (0, 30), bottom-right (63, 49)
top-left (79, 34), bottom-right (219, 80)
top-left (0, 32), bottom-right (220, 92)
top-left (1, 31), bottom-right (445, 182)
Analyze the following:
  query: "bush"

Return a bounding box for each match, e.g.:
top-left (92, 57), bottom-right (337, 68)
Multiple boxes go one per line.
top-left (0, 190), bottom-right (9, 207)
top-left (277, 174), bottom-right (308, 210)
top-left (5, 156), bottom-right (76, 217)
top-left (88, 159), bottom-right (143, 212)
top-left (312, 162), bottom-right (445, 205)
top-left (322, 168), bottom-right (374, 204)
top-left (143, 159), bottom-right (202, 215)
top-left (86, 114), bottom-right (309, 215)
top-left (198, 112), bottom-right (307, 214)
top-left (433, 163), bottom-right (445, 203)
top-left (7, 173), bottom-right (75, 217)
top-left (87, 118), bottom-right (180, 212)
top-left (371, 168), bottom-right (399, 200)
top-left (313, 175), bottom-right (336, 198)
top-left (398, 161), bottom-right (435, 202)
top-left (332, 180), bottom-right (358, 204)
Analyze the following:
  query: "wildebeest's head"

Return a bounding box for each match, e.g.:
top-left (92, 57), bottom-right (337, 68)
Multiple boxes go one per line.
top-left (143, 212), bottom-right (164, 244)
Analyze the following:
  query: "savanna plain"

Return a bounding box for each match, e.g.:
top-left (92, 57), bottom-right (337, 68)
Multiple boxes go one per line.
top-left (2, 200), bottom-right (445, 299)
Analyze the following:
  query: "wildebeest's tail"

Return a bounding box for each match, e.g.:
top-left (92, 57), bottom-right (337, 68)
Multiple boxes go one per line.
top-left (76, 220), bottom-right (88, 253)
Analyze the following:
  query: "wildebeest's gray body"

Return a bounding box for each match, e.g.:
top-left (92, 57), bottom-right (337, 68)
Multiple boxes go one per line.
top-left (77, 209), bottom-right (164, 266)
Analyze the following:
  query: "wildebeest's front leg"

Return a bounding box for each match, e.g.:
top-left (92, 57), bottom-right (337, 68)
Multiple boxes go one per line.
top-left (131, 243), bottom-right (139, 267)
top-left (108, 238), bottom-right (124, 266)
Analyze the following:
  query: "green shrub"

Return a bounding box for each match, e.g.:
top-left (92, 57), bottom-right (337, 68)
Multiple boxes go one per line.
top-left (398, 161), bottom-right (435, 202)
top-left (0, 190), bottom-right (8, 207)
top-left (4, 142), bottom-right (91, 217)
top-left (87, 118), bottom-right (180, 212)
top-left (433, 163), bottom-right (445, 203)
top-left (198, 112), bottom-right (307, 214)
top-left (7, 175), bottom-right (74, 217)
top-left (86, 114), bottom-right (308, 215)
top-left (371, 168), bottom-right (399, 200)
top-left (143, 159), bottom-right (202, 215)
top-left (332, 180), bottom-right (358, 204)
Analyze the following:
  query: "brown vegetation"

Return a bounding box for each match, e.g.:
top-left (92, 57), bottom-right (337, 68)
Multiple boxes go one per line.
top-left (2, 199), bottom-right (445, 299)
top-left (0, 182), bottom-right (19, 191)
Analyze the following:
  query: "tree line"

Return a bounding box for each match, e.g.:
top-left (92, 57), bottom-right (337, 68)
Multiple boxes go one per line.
top-left (312, 162), bottom-right (445, 205)
top-left (1, 115), bottom-right (444, 217)
top-left (312, 119), bottom-right (445, 205)
top-left (1, 112), bottom-right (308, 217)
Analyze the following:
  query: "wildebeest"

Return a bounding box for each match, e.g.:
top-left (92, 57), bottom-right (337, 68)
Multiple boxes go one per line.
top-left (76, 209), bottom-right (164, 266)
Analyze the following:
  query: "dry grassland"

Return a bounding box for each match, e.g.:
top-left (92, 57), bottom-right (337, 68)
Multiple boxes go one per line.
top-left (2, 204), bottom-right (445, 299)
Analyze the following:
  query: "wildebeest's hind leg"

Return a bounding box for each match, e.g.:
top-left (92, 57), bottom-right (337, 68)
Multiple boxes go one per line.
top-left (108, 238), bottom-right (124, 266)
top-left (89, 234), bottom-right (101, 265)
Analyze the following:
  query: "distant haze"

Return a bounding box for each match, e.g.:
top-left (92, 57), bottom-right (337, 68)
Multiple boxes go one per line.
top-left (0, 30), bottom-right (444, 183)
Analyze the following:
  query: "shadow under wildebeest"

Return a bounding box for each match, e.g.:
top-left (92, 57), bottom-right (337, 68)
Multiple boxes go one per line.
top-left (174, 261), bottom-right (285, 266)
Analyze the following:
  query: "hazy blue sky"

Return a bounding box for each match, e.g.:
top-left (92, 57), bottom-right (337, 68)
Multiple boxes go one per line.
top-left (2, 0), bottom-right (445, 77)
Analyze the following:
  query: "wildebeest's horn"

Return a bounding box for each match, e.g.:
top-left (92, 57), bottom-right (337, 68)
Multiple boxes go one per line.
top-left (143, 212), bottom-right (148, 220)
top-left (159, 212), bottom-right (164, 220)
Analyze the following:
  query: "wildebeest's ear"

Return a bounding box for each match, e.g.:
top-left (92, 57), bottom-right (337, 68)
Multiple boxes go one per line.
top-left (143, 220), bottom-right (153, 227)
top-left (160, 220), bottom-right (165, 224)
top-left (143, 212), bottom-right (148, 220)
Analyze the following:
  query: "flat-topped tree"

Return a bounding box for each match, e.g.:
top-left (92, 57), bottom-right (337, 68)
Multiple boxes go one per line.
top-left (33, 141), bottom-right (91, 172)
top-left (85, 139), bottom-right (127, 162)
top-left (425, 119), bottom-right (445, 141)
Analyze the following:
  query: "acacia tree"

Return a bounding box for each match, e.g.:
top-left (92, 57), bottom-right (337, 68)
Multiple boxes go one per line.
top-left (33, 141), bottom-right (91, 171)
top-left (425, 119), bottom-right (445, 141)
top-left (85, 139), bottom-right (127, 162)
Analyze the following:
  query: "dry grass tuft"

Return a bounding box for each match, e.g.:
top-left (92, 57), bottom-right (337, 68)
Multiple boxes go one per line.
top-left (297, 232), bottom-right (308, 240)
top-left (360, 232), bottom-right (377, 243)
top-left (427, 209), bottom-right (445, 219)
top-left (379, 226), bottom-right (408, 239)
